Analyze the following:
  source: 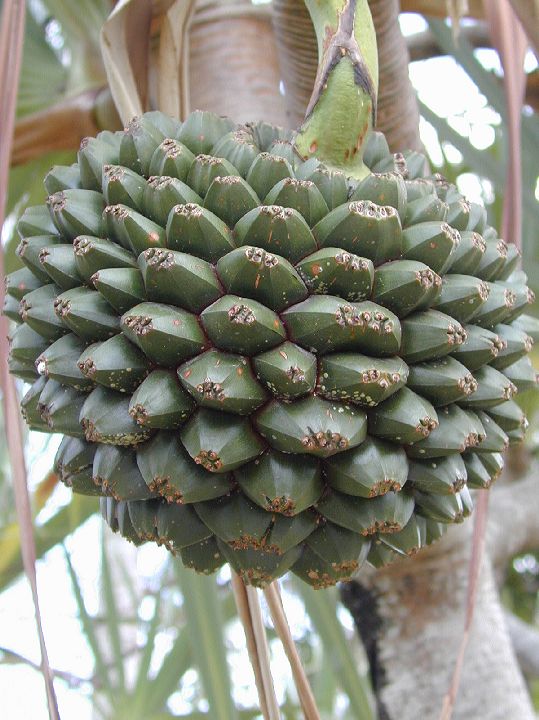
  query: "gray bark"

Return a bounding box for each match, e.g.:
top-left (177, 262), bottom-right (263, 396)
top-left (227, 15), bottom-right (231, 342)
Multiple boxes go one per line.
top-left (341, 468), bottom-right (539, 720)
top-left (506, 611), bottom-right (539, 679)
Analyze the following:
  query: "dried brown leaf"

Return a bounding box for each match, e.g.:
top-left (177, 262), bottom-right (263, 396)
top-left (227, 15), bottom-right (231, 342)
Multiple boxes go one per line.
top-left (100, 0), bottom-right (153, 124)
top-left (12, 89), bottom-right (101, 166)
top-left (157, 0), bottom-right (196, 119)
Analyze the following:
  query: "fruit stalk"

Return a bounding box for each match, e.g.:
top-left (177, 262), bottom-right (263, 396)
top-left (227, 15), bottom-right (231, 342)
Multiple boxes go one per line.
top-left (295, 0), bottom-right (379, 179)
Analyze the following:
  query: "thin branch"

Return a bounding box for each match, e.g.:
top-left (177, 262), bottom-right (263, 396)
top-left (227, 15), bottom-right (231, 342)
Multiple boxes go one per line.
top-left (439, 491), bottom-right (490, 720)
top-left (263, 583), bottom-right (320, 720)
top-left (507, 0), bottom-right (539, 60)
top-left (0, 646), bottom-right (89, 689)
top-left (231, 574), bottom-right (280, 720)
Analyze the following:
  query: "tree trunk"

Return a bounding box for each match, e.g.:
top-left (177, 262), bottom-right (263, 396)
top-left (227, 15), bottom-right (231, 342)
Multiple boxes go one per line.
top-left (341, 519), bottom-right (536, 719)
top-left (189, 0), bottom-right (287, 126)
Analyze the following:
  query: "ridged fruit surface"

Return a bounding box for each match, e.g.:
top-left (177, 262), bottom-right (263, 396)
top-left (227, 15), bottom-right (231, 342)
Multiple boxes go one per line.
top-left (7, 111), bottom-right (537, 588)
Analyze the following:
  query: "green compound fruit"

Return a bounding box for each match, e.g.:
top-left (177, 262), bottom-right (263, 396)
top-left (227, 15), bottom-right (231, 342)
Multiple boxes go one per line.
top-left (6, 0), bottom-right (537, 589)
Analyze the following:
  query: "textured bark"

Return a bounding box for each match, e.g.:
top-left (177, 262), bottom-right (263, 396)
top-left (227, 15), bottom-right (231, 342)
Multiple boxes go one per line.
top-left (188, 1), bottom-right (287, 126)
top-left (488, 472), bottom-right (539, 569)
top-left (506, 611), bottom-right (539, 678)
top-left (342, 520), bottom-right (536, 720)
top-left (272, 0), bottom-right (421, 149)
top-left (369, 0), bottom-right (422, 150)
top-left (338, 464), bottom-right (539, 718)
top-left (271, 0), bottom-right (317, 128)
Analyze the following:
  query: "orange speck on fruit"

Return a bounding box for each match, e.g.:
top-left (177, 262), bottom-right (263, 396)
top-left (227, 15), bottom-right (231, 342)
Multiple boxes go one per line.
top-left (173, 319), bottom-right (181, 326)
top-left (312, 264), bottom-right (322, 275)
top-left (273, 319), bottom-right (280, 328)
top-left (184, 369), bottom-right (192, 378)
top-left (430, 242), bottom-right (437, 249)
top-left (255, 274), bottom-right (261, 289)
top-left (149, 232), bottom-right (160, 243)
top-left (310, 141), bottom-right (318, 154)
top-left (236, 367), bottom-right (243, 376)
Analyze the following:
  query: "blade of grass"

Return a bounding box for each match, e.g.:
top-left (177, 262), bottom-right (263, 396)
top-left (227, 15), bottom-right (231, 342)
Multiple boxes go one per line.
top-left (310, 659), bottom-right (337, 715)
top-left (146, 712), bottom-right (260, 720)
top-left (115, 547), bottom-right (141, 611)
top-left (16, 9), bottom-right (67, 117)
top-left (419, 100), bottom-right (539, 220)
top-left (176, 564), bottom-right (238, 720)
top-left (292, 579), bottom-right (374, 720)
top-left (426, 17), bottom-right (539, 150)
top-left (0, 494), bottom-right (97, 591)
top-left (142, 577), bottom-right (240, 715)
top-left (42, 0), bottom-right (109, 54)
top-left (63, 544), bottom-right (114, 697)
top-left (100, 528), bottom-right (128, 691)
top-left (128, 592), bottom-right (162, 713)
top-left (418, 101), bottom-right (504, 184)
top-left (140, 624), bottom-right (191, 714)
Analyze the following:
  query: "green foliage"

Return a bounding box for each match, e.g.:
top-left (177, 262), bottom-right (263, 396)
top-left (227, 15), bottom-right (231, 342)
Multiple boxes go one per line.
top-left (420, 19), bottom-right (539, 294)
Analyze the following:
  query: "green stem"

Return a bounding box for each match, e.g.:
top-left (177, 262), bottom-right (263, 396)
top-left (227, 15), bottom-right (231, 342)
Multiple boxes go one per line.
top-left (295, 0), bottom-right (379, 179)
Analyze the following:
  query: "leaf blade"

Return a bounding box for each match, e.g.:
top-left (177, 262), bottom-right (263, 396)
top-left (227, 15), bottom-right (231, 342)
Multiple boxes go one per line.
top-left (175, 564), bottom-right (238, 720)
top-left (292, 579), bottom-right (374, 720)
